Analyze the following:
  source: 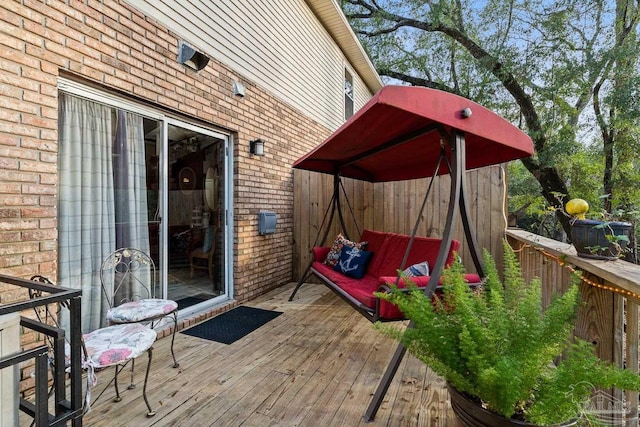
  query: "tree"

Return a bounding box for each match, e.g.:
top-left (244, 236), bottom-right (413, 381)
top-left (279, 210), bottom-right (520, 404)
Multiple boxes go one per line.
top-left (342, 0), bottom-right (640, 238)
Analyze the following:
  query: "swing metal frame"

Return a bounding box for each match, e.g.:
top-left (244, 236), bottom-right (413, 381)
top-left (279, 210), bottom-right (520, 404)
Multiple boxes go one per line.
top-left (288, 85), bottom-right (533, 422)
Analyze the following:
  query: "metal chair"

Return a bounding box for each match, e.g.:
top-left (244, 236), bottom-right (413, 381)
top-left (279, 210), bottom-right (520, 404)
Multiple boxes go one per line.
top-left (100, 248), bottom-right (180, 368)
top-left (29, 275), bottom-right (157, 417)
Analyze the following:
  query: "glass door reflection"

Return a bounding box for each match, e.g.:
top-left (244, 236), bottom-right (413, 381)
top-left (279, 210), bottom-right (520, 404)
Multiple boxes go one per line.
top-left (164, 124), bottom-right (226, 309)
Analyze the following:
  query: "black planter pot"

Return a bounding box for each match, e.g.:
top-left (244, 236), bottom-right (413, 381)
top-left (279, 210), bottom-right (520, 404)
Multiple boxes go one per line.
top-left (570, 219), bottom-right (632, 260)
top-left (448, 385), bottom-right (577, 427)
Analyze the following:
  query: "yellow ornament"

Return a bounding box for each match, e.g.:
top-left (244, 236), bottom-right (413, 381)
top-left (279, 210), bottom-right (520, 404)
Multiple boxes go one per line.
top-left (566, 198), bottom-right (589, 220)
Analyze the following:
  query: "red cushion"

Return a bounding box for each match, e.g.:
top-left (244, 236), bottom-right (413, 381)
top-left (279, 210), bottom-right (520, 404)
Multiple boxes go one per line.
top-left (378, 273), bottom-right (481, 289)
top-left (376, 273), bottom-right (482, 319)
top-left (312, 246), bottom-right (331, 262)
top-left (312, 262), bottom-right (379, 307)
top-left (371, 234), bottom-right (460, 277)
top-left (358, 230), bottom-right (391, 276)
top-left (310, 231), bottom-right (475, 321)
top-left (359, 229), bottom-right (389, 253)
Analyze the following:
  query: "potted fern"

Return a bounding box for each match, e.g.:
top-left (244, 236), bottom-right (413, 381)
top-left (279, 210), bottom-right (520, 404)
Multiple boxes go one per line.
top-left (376, 242), bottom-right (640, 426)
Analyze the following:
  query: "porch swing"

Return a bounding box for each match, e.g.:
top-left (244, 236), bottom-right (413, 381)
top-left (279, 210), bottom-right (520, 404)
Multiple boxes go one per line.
top-left (287, 85), bottom-right (533, 421)
top-left (288, 146), bottom-right (479, 322)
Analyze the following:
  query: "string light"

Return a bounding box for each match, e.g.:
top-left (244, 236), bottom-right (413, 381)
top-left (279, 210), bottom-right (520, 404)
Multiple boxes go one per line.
top-left (516, 243), bottom-right (640, 302)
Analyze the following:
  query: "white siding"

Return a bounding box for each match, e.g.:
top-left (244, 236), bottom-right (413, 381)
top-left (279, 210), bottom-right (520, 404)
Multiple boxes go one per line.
top-left (124, 0), bottom-right (380, 131)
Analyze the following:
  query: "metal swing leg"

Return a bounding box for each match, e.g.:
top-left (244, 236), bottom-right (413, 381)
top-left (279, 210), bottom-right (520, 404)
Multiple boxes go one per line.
top-left (364, 131), bottom-right (469, 422)
top-left (288, 261), bottom-right (315, 301)
top-left (363, 335), bottom-right (409, 421)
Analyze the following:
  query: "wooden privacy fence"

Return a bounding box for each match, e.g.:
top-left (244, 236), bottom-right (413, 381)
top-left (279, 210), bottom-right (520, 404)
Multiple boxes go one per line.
top-left (507, 228), bottom-right (640, 424)
top-left (292, 165), bottom-right (507, 281)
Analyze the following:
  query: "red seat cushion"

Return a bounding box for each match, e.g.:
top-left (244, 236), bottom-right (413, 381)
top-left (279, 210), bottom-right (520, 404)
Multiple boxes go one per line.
top-left (310, 231), bottom-right (474, 321)
top-left (313, 262), bottom-right (379, 307)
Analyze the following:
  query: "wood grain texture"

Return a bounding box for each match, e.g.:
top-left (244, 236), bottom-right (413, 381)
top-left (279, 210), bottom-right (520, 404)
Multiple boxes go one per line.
top-left (82, 284), bottom-right (460, 427)
top-left (293, 166), bottom-right (506, 280)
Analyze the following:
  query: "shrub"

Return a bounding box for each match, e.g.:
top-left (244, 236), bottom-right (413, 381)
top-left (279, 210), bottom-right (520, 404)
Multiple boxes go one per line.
top-left (376, 242), bottom-right (640, 424)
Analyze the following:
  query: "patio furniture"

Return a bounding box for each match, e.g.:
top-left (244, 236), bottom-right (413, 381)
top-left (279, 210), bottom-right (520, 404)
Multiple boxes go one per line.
top-left (292, 229), bottom-right (481, 321)
top-left (100, 248), bottom-right (180, 368)
top-left (29, 275), bottom-right (157, 417)
top-left (288, 85), bottom-right (534, 421)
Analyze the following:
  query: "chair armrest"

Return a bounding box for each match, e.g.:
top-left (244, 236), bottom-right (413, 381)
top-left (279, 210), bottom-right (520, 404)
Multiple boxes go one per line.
top-left (377, 275), bottom-right (434, 289)
top-left (377, 278), bottom-right (440, 294)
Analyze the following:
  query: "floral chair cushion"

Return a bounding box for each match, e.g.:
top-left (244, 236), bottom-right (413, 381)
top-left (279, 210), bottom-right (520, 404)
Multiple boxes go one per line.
top-left (106, 299), bottom-right (178, 323)
top-left (83, 323), bottom-right (157, 369)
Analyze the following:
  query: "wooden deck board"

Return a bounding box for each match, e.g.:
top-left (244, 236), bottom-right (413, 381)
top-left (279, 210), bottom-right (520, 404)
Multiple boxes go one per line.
top-left (80, 283), bottom-right (461, 426)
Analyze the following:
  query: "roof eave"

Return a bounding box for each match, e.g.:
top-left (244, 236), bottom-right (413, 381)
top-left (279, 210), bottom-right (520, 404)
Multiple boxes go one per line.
top-left (306, 0), bottom-right (383, 94)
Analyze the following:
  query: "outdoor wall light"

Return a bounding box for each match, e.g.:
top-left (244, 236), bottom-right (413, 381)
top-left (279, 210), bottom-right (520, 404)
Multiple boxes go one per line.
top-left (233, 81), bottom-right (246, 97)
top-left (249, 139), bottom-right (265, 156)
top-left (177, 41), bottom-right (210, 71)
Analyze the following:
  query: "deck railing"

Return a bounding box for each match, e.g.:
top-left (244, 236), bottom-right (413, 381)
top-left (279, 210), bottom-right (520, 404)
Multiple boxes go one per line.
top-left (507, 228), bottom-right (640, 425)
top-left (0, 274), bottom-right (83, 426)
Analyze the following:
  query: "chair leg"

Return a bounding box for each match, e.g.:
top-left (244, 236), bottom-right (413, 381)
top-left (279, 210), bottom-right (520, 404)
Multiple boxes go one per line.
top-left (170, 312), bottom-right (180, 368)
top-left (128, 358), bottom-right (136, 389)
top-left (143, 347), bottom-right (155, 417)
top-left (113, 365), bottom-right (122, 402)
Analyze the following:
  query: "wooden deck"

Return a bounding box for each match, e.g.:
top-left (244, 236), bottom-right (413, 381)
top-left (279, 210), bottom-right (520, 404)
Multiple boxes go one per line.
top-left (82, 283), bottom-right (461, 426)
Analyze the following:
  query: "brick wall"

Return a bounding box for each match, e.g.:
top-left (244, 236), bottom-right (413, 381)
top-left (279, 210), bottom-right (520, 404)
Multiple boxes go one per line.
top-left (0, 0), bottom-right (331, 393)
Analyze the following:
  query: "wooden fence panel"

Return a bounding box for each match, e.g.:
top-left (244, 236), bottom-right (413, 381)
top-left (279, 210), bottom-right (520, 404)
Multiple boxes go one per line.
top-left (292, 165), bottom-right (507, 280)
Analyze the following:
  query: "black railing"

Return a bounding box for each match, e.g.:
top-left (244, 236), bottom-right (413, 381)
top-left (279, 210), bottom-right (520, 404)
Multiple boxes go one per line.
top-left (0, 274), bottom-right (83, 426)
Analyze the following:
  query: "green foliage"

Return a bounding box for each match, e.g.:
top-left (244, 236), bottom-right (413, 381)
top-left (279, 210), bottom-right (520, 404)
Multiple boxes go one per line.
top-left (343, 0), bottom-right (640, 240)
top-left (375, 242), bottom-right (640, 424)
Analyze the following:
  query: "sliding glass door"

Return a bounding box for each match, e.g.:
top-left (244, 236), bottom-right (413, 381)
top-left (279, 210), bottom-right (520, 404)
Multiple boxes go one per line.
top-left (58, 89), bottom-right (230, 331)
top-left (161, 122), bottom-right (227, 308)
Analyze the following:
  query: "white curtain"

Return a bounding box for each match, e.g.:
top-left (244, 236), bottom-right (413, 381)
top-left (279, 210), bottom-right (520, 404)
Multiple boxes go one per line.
top-left (58, 94), bottom-right (116, 332)
top-left (110, 110), bottom-right (152, 302)
top-left (58, 94), bottom-right (150, 332)
top-left (113, 110), bottom-right (150, 251)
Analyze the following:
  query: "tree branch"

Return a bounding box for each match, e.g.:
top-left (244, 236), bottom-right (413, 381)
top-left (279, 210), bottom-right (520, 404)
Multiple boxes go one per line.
top-left (377, 70), bottom-right (460, 94)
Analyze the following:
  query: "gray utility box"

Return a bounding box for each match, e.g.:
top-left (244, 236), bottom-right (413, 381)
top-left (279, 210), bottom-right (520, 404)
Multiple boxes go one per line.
top-left (258, 211), bottom-right (276, 235)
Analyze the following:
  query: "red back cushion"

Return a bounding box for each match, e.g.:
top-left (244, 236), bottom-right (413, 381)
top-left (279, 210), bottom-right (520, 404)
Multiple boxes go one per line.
top-left (358, 229), bottom-right (391, 276)
top-left (369, 234), bottom-right (460, 278)
top-left (359, 229), bottom-right (388, 253)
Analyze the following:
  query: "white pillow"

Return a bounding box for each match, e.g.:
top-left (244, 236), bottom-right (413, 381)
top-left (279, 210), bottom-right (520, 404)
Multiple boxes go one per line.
top-left (403, 261), bottom-right (430, 277)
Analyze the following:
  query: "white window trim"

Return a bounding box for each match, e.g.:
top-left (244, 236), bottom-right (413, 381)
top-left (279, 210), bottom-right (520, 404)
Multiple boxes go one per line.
top-left (344, 66), bottom-right (355, 120)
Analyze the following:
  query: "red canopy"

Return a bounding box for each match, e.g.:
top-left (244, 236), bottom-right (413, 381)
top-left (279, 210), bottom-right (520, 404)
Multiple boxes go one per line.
top-left (293, 86), bottom-right (533, 182)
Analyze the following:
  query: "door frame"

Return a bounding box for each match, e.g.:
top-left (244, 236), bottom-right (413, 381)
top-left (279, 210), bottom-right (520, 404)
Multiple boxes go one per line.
top-left (58, 77), bottom-right (234, 311)
top-left (162, 118), bottom-right (233, 309)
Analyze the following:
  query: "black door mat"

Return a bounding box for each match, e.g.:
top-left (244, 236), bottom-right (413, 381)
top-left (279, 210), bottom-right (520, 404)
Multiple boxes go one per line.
top-left (181, 306), bottom-right (283, 344)
top-left (176, 294), bottom-right (211, 310)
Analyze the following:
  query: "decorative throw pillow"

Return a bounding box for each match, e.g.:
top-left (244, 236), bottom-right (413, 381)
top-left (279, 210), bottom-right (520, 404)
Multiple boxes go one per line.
top-left (333, 247), bottom-right (373, 279)
top-left (324, 233), bottom-right (367, 267)
top-left (403, 261), bottom-right (430, 277)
